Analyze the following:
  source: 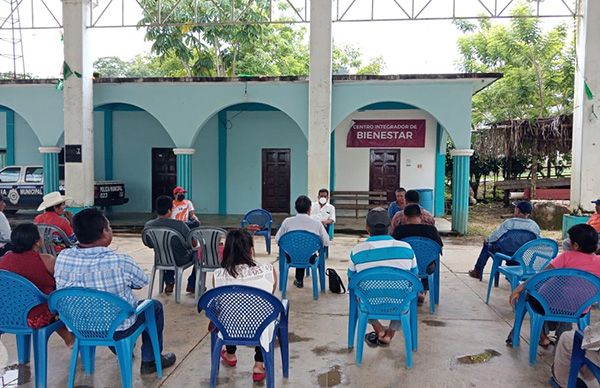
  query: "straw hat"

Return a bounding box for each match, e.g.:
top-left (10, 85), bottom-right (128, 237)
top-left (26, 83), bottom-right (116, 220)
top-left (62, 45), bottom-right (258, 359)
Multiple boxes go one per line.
top-left (37, 191), bottom-right (72, 211)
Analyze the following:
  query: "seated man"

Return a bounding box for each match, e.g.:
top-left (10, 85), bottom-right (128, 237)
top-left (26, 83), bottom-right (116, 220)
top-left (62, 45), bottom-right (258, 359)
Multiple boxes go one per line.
top-left (54, 208), bottom-right (176, 374)
top-left (144, 195), bottom-right (196, 294)
top-left (468, 201), bottom-right (540, 280)
top-left (349, 208), bottom-right (417, 346)
top-left (563, 198), bottom-right (600, 252)
top-left (390, 189), bottom-right (435, 232)
top-left (387, 188), bottom-right (406, 219)
top-left (392, 204), bottom-right (443, 304)
top-left (311, 188), bottom-right (336, 233)
top-left (275, 195), bottom-right (329, 289)
top-left (34, 191), bottom-right (78, 250)
top-left (171, 186), bottom-right (200, 229)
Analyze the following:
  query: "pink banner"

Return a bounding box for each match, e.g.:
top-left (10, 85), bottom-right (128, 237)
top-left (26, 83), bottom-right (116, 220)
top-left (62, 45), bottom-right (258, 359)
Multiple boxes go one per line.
top-left (347, 119), bottom-right (426, 148)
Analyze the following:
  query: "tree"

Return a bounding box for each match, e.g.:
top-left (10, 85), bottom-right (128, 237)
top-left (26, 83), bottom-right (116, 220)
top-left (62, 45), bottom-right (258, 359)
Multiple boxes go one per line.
top-left (455, 3), bottom-right (574, 198)
top-left (137, 0), bottom-right (382, 77)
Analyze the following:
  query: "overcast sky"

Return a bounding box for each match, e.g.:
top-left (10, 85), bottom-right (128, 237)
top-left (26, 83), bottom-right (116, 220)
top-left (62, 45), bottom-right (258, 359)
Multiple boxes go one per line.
top-left (0, 1), bottom-right (574, 78)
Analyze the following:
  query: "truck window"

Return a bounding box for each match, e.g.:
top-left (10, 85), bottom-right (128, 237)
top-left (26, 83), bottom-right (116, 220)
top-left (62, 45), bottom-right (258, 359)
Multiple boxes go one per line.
top-left (0, 167), bottom-right (20, 183)
top-left (25, 167), bottom-right (43, 183)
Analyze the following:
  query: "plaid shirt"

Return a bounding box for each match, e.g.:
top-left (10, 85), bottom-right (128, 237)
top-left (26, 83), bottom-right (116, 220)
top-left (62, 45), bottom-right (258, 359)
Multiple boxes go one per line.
top-left (55, 246), bottom-right (149, 330)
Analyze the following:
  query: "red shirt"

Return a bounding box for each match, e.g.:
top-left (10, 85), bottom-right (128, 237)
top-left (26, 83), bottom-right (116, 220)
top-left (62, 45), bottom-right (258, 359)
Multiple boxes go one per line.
top-left (34, 211), bottom-right (74, 237)
top-left (0, 250), bottom-right (56, 328)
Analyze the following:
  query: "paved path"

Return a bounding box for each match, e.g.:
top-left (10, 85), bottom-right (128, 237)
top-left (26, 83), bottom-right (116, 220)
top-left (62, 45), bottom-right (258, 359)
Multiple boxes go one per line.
top-left (0, 234), bottom-right (569, 387)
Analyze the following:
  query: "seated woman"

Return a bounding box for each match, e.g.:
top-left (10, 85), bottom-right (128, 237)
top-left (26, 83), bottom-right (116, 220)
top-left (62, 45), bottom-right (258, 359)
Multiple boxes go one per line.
top-left (0, 223), bottom-right (74, 346)
top-left (33, 191), bottom-right (77, 251)
top-left (212, 229), bottom-right (278, 383)
top-left (510, 224), bottom-right (600, 348)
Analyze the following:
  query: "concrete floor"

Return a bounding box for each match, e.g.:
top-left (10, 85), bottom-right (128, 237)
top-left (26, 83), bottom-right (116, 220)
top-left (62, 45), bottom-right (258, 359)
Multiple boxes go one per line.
top-left (0, 233), bottom-right (577, 388)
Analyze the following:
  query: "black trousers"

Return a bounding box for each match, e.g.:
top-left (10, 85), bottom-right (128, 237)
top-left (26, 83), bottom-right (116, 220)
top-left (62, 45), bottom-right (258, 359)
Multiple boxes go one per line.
top-left (225, 345), bottom-right (263, 362)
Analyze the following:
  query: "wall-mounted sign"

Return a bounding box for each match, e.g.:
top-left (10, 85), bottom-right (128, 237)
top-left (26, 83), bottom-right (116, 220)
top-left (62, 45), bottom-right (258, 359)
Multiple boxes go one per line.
top-left (65, 144), bottom-right (82, 163)
top-left (347, 119), bottom-right (426, 148)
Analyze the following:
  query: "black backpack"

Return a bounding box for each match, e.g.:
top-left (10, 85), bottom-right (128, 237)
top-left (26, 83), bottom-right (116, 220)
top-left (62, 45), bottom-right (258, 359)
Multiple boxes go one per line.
top-left (326, 268), bottom-right (346, 294)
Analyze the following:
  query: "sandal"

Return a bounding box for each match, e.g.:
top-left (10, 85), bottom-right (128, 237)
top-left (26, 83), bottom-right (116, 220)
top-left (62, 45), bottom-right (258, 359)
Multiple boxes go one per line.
top-left (252, 371), bottom-right (266, 382)
top-left (364, 331), bottom-right (390, 348)
top-left (220, 349), bottom-right (237, 367)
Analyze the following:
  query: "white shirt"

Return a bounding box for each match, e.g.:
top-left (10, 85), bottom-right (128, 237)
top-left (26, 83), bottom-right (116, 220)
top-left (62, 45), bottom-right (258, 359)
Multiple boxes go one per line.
top-left (311, 202), bottom-right (336, 223)
top-left (275, 213), bottom-right (329, 246)
top-left (0, 212), bottom-right (11, 247)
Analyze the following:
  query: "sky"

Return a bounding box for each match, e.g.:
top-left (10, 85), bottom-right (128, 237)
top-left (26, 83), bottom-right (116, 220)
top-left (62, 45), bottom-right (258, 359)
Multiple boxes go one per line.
top-left (0, 0), bottom-right (576, 78)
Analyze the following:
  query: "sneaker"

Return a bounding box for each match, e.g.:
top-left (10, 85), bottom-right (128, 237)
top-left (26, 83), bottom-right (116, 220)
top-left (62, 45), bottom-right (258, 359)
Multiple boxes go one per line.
top-left (293, 280), bottom-right (304, 288)
top-left (164, 283), bottom-right (174, 294)
top-left (140, 352), bottom-right (176, 375)
top-left (468, 270), bottom-right (481, 280)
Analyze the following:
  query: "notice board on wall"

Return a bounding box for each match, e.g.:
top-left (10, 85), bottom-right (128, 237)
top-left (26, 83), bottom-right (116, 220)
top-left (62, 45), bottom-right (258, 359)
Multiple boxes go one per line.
top-left (347, 119), bottom-right (426, 148)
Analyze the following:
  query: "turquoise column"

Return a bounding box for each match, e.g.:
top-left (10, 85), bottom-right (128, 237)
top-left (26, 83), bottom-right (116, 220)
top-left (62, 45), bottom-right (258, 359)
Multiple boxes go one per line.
top-left (38, 147), bottom-right (61, 194)
top-left (450, 149), bottom-right (474, 235)
top-left (434, 124), bottom-right (447, 217)
top-left (174, 148), bottom-right (195, 201)
top-left (218, 111), bottom-right (227, 214)
top-left (6, 109), bottom-right (15, 166)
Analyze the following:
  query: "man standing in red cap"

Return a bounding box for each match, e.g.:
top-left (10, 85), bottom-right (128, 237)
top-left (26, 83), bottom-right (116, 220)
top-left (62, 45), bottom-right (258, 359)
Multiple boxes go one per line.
top-left (172, 186), bottom-right (200, 228)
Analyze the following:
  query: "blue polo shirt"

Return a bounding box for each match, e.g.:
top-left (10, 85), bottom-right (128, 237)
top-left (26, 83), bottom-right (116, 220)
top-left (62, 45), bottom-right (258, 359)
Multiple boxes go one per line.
top-left (388, 201), bottom-right (403, 219)
top-left (348, 235), bottom-right (417, 278)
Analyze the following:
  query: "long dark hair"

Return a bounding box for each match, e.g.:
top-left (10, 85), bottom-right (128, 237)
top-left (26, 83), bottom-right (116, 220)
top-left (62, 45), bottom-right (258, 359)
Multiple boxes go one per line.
top-left (221, 229), bottom-right (255, 277)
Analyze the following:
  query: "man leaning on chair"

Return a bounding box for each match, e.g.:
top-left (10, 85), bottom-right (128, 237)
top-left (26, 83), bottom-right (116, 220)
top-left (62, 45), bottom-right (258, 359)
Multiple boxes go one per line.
top-left (54, 208), bottom-right (177, 375)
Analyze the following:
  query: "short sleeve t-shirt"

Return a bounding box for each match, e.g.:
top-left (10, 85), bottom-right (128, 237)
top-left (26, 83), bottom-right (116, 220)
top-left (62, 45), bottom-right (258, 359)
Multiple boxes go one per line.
top-left (550, 251), bottom-right (600, 277)
top-left (34, 211), bottom-right (74, 237)
top-left (172, 199), bottom-right (195, 222)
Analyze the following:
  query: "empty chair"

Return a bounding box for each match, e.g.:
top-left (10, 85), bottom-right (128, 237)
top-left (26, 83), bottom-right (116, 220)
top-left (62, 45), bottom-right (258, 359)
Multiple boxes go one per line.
top-left (0, 270), bottom-right (65, 388)
top-left (142, 227), bottom-right (195, 303)
top-left (277, 231), bottom-right (325, 300)
top-left (241, 209), bottom-right (273, 255)
top-left (197, 285), bottom-right (289, 388)
top-left (347, 267), bottom-right (423, 368)
top-left (48, 288), bottom-right (163, 388)
top-left (486, 238), bottom-right (558, 304)
top-left (511, 269), bottom-right (600, 364)
top-left (188, 227), bottom-right (227, 303)
top-left (400, 236), bottom-right (443, 313)
top-left (36, 223), bottom-right (74, 257)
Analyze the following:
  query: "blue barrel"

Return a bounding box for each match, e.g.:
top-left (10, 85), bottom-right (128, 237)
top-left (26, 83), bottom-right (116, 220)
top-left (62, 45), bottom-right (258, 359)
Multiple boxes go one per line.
top-left (415, 188), bottom-right (434, 214)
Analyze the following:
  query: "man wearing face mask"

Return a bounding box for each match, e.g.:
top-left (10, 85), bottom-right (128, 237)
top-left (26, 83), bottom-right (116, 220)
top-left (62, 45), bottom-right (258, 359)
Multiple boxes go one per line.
top-left (311, 188), bottom-right (336, 232)
top-left (171, 187), bottom-right (200, 229)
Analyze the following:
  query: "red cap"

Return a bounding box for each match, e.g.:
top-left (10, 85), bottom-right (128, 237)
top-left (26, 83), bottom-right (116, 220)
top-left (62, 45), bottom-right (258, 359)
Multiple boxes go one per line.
top-left (173, 186), bottom-right (187, 195)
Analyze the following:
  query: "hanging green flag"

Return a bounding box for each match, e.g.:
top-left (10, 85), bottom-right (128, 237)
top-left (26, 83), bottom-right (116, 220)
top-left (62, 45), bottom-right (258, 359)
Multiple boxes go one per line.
top-left (63, 61), bottom-right (82, 80)
top-left (55, 80), bottom-right (64, 91)
top-left (585, 80), bottom-right (594, 101)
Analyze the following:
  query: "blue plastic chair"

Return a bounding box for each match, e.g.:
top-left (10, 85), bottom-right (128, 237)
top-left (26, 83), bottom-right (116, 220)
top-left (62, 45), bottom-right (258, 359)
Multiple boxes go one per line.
top-left (0, 270), bottom-right (65, 388)
top-left (483, 229), bottom-right (538, 282)
top-left (486, 238), bottom-right (558, 304)
top-left (197, 285), bottom-right (289, 388)
top-left (400, 236), bottom-right (442, 314)
top-left (566, 331), bottom-right (600, 388)
top-left (48, 288), bottom-right (163, 388)
top-left (510, 269), bottom-right (600, 365)
top-left (347, 267), bottom-right (423, 368)
top-left (277, 231), bottom-right (325, 300)
top-left (241, 209), bottom-right (273, 255)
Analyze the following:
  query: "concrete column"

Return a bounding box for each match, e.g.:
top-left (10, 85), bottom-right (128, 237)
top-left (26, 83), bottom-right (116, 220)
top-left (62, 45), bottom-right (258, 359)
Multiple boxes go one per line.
top-left (570, 0), bottom-right (600, 212)
top-left (307, 0), bottom-right (333, 197)
top-left (63, 0), bottom-right (94, 207)
top-left (38, 147), bottom-right (61, 194)
top-left (174, 148), bottom-right (194, 201)
top-left (450, 149), bottom-right (474, 234)
top-left (6, 109), bottom-right (14, 166)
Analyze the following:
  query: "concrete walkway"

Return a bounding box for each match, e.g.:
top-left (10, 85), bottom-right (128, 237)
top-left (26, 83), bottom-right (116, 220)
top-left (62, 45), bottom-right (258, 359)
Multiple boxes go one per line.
top-left (0, 234), bottom-right (566, 387)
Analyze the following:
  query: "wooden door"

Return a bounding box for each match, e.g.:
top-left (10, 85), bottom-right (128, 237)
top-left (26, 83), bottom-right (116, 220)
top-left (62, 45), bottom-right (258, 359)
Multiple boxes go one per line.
top-left (369, 149), bottom-right (400, 202)
top-left (151, 148), bottom-right (176, 210)
top-left (262, 149), bottom-right (291, 213)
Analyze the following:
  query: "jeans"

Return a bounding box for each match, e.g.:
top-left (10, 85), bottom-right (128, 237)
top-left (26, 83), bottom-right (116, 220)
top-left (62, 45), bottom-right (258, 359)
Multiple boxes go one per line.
top-left (113, 300), bottom-right (164, 362)
top-left (163, 270), bottom-right (196, 290)
top-left (473, 241), bottom-right (518, 275)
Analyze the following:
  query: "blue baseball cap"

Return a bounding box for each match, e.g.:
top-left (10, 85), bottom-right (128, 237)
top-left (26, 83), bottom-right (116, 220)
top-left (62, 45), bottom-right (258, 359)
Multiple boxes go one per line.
top-left (513, 201), bottom-right (533, 214)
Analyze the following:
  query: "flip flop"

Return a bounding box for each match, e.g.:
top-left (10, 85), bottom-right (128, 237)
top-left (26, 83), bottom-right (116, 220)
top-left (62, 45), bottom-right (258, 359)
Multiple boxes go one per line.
top-left (364, 331), bottom-right (390, 347)
top-left (220, 349), bottom-right (237, 367)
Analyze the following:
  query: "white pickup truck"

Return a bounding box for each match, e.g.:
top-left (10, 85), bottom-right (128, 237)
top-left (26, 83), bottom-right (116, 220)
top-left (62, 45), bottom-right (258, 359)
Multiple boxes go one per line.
top-left (0, 165), bottom-right (128, 213)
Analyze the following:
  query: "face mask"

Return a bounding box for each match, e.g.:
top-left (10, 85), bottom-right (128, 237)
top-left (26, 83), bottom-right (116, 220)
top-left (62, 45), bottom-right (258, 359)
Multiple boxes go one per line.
top-left (176, 194), bottom-right (185, 201)
top-left (318, 197), bottom-right (327, 205)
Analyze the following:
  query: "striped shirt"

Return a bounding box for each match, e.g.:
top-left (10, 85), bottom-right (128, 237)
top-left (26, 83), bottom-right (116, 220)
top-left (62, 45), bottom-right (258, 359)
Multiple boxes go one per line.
top-left (349, 235), bottom-right (418, 276)
top-left (55, 246), bottom-right (149, 330)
